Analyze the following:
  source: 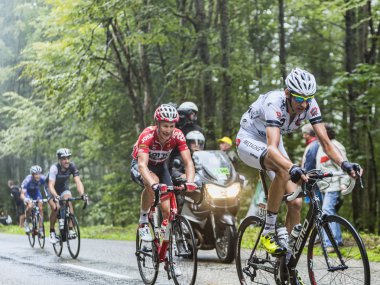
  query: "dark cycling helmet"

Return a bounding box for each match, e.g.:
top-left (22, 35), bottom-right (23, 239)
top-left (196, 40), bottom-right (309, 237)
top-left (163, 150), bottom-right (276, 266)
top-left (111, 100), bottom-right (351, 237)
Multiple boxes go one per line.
top-left (154, 104), bottom-right (179, 123)
top-left (56, 148), bottom-right (72, 159)
top-left (285, 68), bottom-right (316, 96)
top-left (186, 130), bottom-right (205, 150)
top-left (30, 165), bottom-right (42, 174)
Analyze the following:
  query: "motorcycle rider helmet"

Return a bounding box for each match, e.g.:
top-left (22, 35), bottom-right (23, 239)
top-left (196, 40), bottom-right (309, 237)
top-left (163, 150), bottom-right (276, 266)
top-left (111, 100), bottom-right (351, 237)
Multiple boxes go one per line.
top-left (154, 104), bottom-right (179, 123)
top-left (178, 102), bottom-right (198, 113)
top-left (186, 130), bottom-right (205, 151)
top-left (285, 67), bottom-right (316, 96)
top-left (30, 165), bottom-right (42, 174)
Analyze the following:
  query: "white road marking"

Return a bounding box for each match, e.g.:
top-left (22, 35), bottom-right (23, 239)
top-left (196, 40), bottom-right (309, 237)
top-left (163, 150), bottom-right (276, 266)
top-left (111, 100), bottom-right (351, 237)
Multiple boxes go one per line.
top-left (62, 263), bottom-right (133, 280)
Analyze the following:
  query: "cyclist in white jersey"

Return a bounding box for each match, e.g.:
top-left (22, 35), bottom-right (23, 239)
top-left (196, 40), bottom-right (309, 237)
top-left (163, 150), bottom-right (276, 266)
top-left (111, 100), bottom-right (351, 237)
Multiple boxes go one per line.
top-left (236, 67), bottom-right (362, 255)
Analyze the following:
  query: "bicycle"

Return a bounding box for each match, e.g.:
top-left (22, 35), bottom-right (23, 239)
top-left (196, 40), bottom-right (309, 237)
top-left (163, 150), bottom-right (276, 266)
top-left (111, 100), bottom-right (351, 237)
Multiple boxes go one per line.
top-left (135, 184), bottom-right (198, 285)
top-left (235, 169), bottom-right (370, 285)
top-left (52, 197), bottom-right (87, 259)
top-left (26, 198), bottom-right (48, 248)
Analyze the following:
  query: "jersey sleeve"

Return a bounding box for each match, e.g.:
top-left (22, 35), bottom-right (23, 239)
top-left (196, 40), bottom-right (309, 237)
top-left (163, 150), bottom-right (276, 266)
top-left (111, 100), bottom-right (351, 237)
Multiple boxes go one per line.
top-left (174, 129), bottom-right (189, 152)
top-left (133, 127), bottom-right (155, 158)
top-left (70, 163), bottom-right (80, 177)
top-left (307, 99), bottom-right (323, 125)
top-left (21, 176), bottom-right (31, 192)
top-left (48, 165), bottom-right (58, 181)
top-left (264, 98), bottom-right (283, 128)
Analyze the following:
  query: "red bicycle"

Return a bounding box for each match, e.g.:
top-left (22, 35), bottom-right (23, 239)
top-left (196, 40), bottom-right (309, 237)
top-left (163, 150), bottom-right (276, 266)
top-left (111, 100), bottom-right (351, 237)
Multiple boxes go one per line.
top-left (135, 184), bottom-right (198, 285)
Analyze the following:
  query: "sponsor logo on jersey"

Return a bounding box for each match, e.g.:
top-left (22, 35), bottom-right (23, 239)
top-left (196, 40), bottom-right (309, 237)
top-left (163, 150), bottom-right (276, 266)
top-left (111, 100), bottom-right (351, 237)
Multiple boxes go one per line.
top-left (141, 133), bottom-right (154, 143)
top-left (276, 112), bottom-right (281, 119)
top-left (310, 107), bottom-right (319, 117)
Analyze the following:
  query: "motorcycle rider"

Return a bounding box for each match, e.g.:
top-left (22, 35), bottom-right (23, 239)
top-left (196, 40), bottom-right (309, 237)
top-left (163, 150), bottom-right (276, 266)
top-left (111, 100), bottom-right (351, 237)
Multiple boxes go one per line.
top-left (177, 102), bottom-right (203, 136)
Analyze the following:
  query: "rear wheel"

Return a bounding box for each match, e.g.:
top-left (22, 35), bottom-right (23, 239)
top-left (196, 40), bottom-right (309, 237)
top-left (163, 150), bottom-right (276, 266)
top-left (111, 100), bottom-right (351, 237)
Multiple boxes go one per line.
top-left (37, 214), bottom-right (45, 248)
top-left (67, 214), bottom-right (81, 259)
top-left (307, 215), bottom-right (370, 285)
top-left (170, 216), bottom-right (197, 285)
top-left (27, 216), bottom-right (35, 248)
top-left (235, 215), bottom-right (275, 285)
top-left (136, 225), bottom-right (159, 285)
top-left (215, 224), bottom-right (236, 263)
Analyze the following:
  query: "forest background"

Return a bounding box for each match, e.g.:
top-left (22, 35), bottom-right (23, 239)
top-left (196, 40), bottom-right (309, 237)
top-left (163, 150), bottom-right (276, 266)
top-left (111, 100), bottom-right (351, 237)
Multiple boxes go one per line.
top-left (0, 0), bottom-right (379, 234)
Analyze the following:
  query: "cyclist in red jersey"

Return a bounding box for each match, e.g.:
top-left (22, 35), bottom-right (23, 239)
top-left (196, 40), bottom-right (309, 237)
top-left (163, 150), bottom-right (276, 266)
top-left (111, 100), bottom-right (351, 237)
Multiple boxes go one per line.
top-left (131, 104), bottom-right (197, 241)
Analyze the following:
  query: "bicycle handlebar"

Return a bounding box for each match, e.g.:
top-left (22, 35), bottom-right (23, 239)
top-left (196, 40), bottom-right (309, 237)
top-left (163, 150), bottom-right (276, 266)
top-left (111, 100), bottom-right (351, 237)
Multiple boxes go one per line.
top-left (59, 197), bottom-right (88, 210)
top-left (31, 199), bottom-right (48, 203)
top-left (286, 170), bottom-right (362, 202)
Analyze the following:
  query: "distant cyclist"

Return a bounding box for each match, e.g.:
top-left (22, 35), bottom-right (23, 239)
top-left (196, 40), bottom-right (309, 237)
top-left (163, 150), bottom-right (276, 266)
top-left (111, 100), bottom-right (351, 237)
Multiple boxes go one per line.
top-left (130, 104), bottom-right (197, 242)
top-left (236, 67), bottom-right (362, 255)
top-left (20, 165), bottom-right (46, 235)
top-left (46, 148), bottom-right (88, 244)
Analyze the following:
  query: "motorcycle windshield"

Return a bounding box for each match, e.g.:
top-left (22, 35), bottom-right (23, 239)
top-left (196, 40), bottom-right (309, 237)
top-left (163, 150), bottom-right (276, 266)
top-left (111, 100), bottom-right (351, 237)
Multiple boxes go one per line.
top-left (192, 150), bottom-right (237, 185)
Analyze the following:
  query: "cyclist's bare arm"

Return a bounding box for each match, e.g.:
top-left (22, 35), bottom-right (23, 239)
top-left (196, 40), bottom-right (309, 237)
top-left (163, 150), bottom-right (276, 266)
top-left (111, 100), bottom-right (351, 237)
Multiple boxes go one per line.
top-left (48, 179), bottom-right (59, 198)
top-left (179, 149), bottom-right (195, 183)
top-left (137, 152), bottom-right (157, 187)
top-left (73, 176), bottom-right (84, 196)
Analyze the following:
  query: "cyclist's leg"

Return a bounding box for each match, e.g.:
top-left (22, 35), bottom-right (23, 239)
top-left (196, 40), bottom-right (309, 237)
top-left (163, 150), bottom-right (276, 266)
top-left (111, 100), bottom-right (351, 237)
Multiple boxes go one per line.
top-left (37, 193), bottom-right (44, 228)
top-left (47, 192), bottom-right (59, 242)
top-left (284, 181), bottom-right (302, 233)
top-left (159, 163), bottom-right (174, 222)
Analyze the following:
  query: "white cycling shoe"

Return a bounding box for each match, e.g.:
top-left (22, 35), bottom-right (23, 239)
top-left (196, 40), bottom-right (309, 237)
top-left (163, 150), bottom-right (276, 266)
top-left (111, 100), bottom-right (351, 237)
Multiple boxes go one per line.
top-left (50, 232), bottom-right (59, 244)
top-left (139, 224), bottom-right (153, 242)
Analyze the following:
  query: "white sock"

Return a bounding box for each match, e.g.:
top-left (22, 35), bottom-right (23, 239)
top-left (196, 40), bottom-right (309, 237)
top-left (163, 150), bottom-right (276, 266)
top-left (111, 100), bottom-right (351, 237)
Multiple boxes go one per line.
top-left (262, 211), bottom-right (277, 236)
top-left (139, 210), bottom-right (149, 224)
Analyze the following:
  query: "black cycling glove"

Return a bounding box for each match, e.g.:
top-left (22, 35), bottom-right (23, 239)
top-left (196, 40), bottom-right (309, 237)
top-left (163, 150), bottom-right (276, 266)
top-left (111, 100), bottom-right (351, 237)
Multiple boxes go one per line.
top-left (341, 161), bottom-right (361, 174)
top-left (288, 165), bottom-right (306, 183)
top-left (81, 194), bottom-right (88, 202)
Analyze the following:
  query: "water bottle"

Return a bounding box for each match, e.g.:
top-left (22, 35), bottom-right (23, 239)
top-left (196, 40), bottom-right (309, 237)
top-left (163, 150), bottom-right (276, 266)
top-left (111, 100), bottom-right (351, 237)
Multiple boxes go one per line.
top-left (58, 218), bottom-right (65, 230)
top-left (286, 223), bottom-right (302, 264)
top-left (160, 219), bottom-right (168, 241)
top-left (152, 210), bottom-right (160, 238)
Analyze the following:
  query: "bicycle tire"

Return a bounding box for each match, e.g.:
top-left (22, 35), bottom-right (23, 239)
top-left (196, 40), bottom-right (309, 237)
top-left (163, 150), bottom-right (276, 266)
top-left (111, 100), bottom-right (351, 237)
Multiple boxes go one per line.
top-left (170, 215), bottom-right (197, 285)
top-left (136, 225), bottom-right (159, 285)
top-left (27, 216), bottom-right (35, 248)
top-left (37, 214), bottom-right (45, 249)
top-left (307, 214), bottom-right (370, 285)
top-left (235, 215), bottom-right (275, 285)
top-left (53, 219), bottom-right (63, 257)
top-left (67, 214), bottom-right (81, 259)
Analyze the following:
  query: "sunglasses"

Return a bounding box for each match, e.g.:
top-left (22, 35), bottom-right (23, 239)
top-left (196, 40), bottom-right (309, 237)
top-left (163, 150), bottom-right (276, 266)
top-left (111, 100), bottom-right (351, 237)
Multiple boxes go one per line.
top-left (291, 92), bottom-right (314, 103)
top-left (60, 156), bottom-right (71, 160)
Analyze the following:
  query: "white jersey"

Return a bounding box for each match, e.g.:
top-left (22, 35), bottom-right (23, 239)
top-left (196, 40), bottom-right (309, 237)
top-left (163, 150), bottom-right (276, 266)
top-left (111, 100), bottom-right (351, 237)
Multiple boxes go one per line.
top-left (239, 90), bottom-right (322, 138)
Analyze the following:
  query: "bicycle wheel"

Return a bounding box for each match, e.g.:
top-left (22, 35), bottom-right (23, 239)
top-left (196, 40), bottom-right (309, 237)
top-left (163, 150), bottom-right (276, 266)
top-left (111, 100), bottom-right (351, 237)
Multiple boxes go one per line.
top-left (136, 225), bottom-right (159, 285)
top-left (37, 214), bottom-right (45, 249)
top-left (53, 219), bottom-right (63, 257)
top-left (67, 214), bottom-right (81, 259)
top-left (27, 216), bottom-right (36, 248)
top-left (169, 216), bottom-right (197, 285)
top-left (307, 215), bottom-right (370, 285)
top-left (235, 216), bottom-right (275, 285)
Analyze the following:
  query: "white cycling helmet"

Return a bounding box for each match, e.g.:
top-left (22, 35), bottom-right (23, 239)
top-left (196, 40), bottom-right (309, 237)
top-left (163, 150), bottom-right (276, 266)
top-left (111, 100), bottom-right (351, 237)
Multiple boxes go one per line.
top-left (154, 104), bottom-right (179, 122)
top-left (178, 102), bottom-right (198, 113)
top-left (56, 148), bottom-right (72, 159)
top-left (30, 165), bottom-right (42, 174)
top-left (285, 68), bottom-right (316, 96)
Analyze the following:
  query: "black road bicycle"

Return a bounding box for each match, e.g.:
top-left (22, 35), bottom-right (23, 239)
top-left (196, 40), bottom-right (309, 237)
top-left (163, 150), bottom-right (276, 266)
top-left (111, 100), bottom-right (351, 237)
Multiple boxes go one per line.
top-left (235, 169), bottom-right (370, 285)
top-left (26, 198), bottom-right (48, 248)
top-left (53, 197), bottom-right (87, 259)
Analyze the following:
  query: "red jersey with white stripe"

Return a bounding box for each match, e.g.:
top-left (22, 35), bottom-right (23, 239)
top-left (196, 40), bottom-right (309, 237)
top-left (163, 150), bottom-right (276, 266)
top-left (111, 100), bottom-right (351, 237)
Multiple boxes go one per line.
top-left (132, 126), bottom-right (188, 165)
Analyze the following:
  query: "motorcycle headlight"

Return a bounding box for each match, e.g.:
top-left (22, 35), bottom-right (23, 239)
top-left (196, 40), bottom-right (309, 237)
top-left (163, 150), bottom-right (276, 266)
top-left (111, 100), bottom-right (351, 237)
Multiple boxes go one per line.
top-left (205, 182), bottom-right (241, 199)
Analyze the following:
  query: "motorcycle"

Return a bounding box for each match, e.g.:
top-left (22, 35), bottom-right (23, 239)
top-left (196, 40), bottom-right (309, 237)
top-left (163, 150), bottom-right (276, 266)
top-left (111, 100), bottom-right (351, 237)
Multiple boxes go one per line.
top-left (175, 150), bottom-right (241, 263)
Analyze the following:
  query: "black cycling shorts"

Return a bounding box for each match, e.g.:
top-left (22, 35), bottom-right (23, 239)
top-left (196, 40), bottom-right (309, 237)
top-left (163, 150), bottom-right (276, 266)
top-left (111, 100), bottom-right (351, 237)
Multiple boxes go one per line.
top-left (130, 159), bottom-right (173, 188)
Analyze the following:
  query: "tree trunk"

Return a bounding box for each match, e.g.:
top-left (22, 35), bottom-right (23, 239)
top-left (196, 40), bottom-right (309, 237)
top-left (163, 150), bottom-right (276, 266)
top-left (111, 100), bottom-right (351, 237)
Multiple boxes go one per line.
top-left (278, 0), bottom-right (286, 81)
top-left (219, 0), bottom-right (232, 136)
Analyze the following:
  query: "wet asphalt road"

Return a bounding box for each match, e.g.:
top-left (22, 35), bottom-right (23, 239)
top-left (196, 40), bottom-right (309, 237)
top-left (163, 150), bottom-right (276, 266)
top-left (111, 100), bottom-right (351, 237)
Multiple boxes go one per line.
top-left (0, 233), bottom-right (379, 285)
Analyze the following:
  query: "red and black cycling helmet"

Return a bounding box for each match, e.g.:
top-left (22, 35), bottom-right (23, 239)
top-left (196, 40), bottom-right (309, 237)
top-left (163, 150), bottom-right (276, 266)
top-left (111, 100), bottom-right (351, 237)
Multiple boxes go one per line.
top-left (154, 104), bottom-right (179, 123)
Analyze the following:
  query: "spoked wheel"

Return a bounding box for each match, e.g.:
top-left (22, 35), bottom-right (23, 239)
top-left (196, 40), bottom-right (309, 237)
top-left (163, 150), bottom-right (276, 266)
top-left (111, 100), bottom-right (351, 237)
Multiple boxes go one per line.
top-left (169, 216), bottom-right (197, 285)
top-left (37, 214), bottom-right (45, 249)
top-left (53, 220), bottom-right (63, 257)
top-left (67, 214), bottom-right (81, 259)
top-left (27, 216), bottom-right (35, 248)
top-left (135, 225), bottom-right (159, 285)
top-left (215, 224), bottom-right (236, 263)
top-left (235, 216), bottom-right (275, 285)
top-left (307, 215), bottom-right (370, 285)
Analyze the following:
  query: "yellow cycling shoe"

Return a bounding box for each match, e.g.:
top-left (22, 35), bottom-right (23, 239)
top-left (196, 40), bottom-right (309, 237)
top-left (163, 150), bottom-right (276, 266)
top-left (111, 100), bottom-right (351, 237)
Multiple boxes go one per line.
top-left (260, 232), bottom-right (287, 255)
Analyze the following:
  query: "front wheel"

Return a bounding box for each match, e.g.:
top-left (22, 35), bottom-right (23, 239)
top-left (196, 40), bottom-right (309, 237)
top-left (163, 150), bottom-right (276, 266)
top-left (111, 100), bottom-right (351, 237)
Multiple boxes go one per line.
top-left (235, 215), bottom-right (276, 285)
top-left (27, 216), bottom-right (35, 248)
top-left (67, 214), bottom-right (81, 259)
top-left (215, 224), bottom-right (236, 263)
top-left (53, 219), bottom-right (63, 257)
top-left (307, 214), bottom-right (370, 285)
top-left (170, 215), bottom-right (197, 285)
